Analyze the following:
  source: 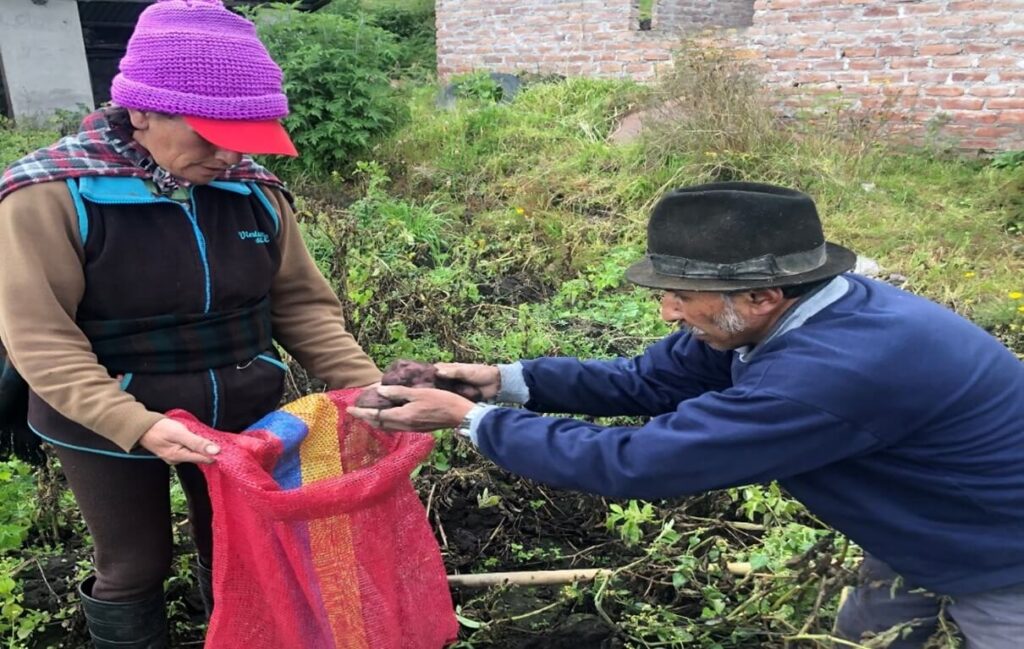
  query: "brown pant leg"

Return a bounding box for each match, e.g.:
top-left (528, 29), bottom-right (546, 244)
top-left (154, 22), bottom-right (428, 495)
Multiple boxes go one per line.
top-left (174, 463), bottom-right (213, 567)
top-left (51, 445), bottom-right (173, 602)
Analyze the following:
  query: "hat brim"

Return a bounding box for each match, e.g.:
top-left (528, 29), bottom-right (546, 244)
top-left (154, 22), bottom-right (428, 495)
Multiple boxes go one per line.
top-left (624, 242), bottom-right (858, 292)
top-left (185, 116), bottom-right (298, 157)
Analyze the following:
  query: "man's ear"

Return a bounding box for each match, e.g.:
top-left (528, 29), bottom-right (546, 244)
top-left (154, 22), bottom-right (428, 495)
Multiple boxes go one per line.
top-left (127, 109), bottom-right (150, 131)
top-left (744, 288), bottom-right (787, 314)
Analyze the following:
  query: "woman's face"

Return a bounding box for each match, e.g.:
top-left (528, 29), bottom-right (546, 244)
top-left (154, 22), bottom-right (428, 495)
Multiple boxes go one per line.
top-left (128, 110), bottom-right (243, 185)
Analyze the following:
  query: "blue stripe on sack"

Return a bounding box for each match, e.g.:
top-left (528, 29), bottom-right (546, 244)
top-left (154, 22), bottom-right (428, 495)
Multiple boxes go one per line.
top-left (249, 183), bottom-right (280, 236)
top-left (28, 422), bottom-right (159, 460)
top-left (256, 354), bottom-right (289, 371)
top-left (208, 369), bottom-right (220, 428)
top-left (119, 373), bottom-right (133, 390)
top-left (253, 411), bottom-right (310, 490)
top-left (65, 179), bottom-right (89, 245)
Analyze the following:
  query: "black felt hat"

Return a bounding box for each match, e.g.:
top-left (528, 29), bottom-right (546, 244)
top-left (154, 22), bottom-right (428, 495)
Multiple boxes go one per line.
top-left (625, 182), bottom-right (856, 292)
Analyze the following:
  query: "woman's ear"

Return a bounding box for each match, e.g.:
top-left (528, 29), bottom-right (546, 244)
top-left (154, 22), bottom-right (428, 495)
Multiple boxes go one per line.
top-left (127, 109), bottom-right (150, 131)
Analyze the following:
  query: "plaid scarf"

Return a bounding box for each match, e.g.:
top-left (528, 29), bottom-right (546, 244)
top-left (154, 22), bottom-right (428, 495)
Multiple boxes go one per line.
top-left (0, 107), bottom-right (284, 201)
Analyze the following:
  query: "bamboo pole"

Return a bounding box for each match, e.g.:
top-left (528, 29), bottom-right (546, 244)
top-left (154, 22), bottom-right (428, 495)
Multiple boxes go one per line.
top-left (447, 568), bottom-right (613, 588)
top-left (448, 562), bottom-right (754, 588)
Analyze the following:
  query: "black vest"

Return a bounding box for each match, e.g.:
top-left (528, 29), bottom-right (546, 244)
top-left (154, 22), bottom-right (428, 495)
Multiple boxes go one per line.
top-left (28, 177), bottom-right (289, 457)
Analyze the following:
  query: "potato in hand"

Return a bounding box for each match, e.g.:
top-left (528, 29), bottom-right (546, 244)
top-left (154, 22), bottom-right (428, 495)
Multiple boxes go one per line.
top-left (354, 359), bottom-right (483, 409)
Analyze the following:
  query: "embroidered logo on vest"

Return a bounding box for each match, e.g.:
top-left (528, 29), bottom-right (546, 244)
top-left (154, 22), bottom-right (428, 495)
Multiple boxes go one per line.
top-left (238, 230), bottom-right (270, 244)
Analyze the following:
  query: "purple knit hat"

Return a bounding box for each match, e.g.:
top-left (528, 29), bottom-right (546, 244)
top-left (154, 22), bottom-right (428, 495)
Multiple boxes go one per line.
top-left (111, 0), bottom-right (288, 121)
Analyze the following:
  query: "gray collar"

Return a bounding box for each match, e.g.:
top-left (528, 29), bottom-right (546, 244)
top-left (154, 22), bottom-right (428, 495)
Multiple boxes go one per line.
top-left (735, 275), bottom-right (850, 363)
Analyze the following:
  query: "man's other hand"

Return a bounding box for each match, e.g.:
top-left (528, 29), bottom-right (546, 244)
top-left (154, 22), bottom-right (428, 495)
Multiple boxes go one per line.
top-left (347, 385), bottom-right (474, 432)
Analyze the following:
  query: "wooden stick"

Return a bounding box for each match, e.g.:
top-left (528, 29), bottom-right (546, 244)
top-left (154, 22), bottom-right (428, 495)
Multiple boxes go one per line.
top-left (448, 562), bottom-right (754, 589)
top-left (727, 561), bottom-right (752, 576)
top-left (447, 568), bottom-right (614, 588)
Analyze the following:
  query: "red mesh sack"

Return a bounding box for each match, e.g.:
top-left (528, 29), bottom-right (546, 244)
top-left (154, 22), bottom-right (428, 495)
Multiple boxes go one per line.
top-left (171, 388), bottom-right (458, 649)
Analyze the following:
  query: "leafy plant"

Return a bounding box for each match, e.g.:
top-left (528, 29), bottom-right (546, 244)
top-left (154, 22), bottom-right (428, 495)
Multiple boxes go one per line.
top-left (0, 460), bottom-right (35, 555)
top-left (990, 150), bottom-right (1024, 170)
top-left (605, 500), bottom-right (656, 546)
top-left (255, 6), bottom-right (406, 178)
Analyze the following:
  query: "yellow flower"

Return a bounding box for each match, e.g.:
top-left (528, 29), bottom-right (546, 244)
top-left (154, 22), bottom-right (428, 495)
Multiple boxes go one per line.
top-left (1009, 291), bottom-right (1023, 300)
top-left (963, 271), bottom-right (976, 278)
top-left (1018, 305), bottom-right (1024, 314)
top-left (515, 207), bottom-right (526, 215)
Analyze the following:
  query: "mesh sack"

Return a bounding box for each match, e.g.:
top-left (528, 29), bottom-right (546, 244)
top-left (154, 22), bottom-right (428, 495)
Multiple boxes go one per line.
top-left (171, 388), bottom-right (458, 649)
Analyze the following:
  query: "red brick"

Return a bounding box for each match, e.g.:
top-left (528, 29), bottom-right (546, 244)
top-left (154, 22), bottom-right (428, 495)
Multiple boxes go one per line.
top-left (945, 110), bottom-right (1000, 124)
top-left (908, 70), bottom-right (952, 82)
top-left (979, 56), bottom-right (1020, 68)
top-left (901, 4), bottom-right (943, 14)
top-left (930, 55), bottom-right (979, 69)
top-left (850, 59), bottom-right (886, 70)
top-left (998, 111), bottom-right (1024, 124)
top-left (986, 98), bottom-right (1024, 109)
top-left (973, 126), bottom-right (1018, 137)
top-left (878, 46), bottom-right (914, 57)
top-left (889, 57), bottom-right (932, 70)
top-left (968, 86), bottom-right (1013, 97)
top-left (925, 86), bottom-right (965, 97)
top-left (964, 42), bottom-right (1007, 54)
top-left (863, 6), bottom-right (899, 18)
top-left (919, 44), bottom-right (964, 56)
top-left (950, 72), bottom-right (990, 82)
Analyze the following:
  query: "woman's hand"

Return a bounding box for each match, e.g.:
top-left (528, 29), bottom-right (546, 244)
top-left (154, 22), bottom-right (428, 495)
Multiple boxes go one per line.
top-left (433, 363), bottom-right (501, 401)
top-left (347, 386), bottom-right (474, 432)
top-left (138, 418), bottom-right (220, 465)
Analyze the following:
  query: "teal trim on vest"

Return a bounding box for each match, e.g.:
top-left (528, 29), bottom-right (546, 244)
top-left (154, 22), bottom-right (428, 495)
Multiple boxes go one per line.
top-left (208, 181), bottom-right (253, 195)
top-left (119, 373), bottom-right (133, 390)
top-left (28, 421), bottom-right (159, 460)
top-left (78, 176), bottom-right (164, 204)
top-left (249, 183), bottom-right (280, 236)
top-left (256, 354), bottom-right (289, 372)
top-left (208, 369), bottom-right (220, 428)
top-left (65, 178), bottom-right (89, 245)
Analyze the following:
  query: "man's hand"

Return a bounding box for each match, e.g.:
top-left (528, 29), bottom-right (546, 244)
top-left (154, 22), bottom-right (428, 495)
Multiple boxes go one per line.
top-left (137, 418), bottom-right (220, 465)
top-left (347, 386), bottom-right (474, 432)
top-left (434, 363), bottom-right (501, 401)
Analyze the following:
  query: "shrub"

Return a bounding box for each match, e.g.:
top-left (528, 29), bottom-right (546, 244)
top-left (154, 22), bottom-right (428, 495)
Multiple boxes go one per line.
top-left (255, 6), bottom-right (406, 178)
top-left (0, 118), bottom-right (59, 169)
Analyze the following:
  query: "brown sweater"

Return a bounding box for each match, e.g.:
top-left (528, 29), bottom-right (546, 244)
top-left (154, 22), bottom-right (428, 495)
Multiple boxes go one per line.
top-left (0, 181), bottom-right (380, 451)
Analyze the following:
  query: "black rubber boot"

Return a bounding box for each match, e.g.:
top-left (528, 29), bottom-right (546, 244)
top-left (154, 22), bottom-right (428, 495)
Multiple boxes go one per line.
top-left (194, 558), bottom-right (214, 620)
top-left (78, 577), bottom-right (168, 648)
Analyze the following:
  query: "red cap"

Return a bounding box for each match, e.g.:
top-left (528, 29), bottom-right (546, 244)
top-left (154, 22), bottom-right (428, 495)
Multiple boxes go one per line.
top-left (185, 115), bottom-right (298, 157)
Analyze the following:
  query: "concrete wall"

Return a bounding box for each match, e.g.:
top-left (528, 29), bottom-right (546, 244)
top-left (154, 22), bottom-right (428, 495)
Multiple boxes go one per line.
top-left (0, 0), bottom-right (94, 123)
top-left (435, 0), bottom-right (1024, 151)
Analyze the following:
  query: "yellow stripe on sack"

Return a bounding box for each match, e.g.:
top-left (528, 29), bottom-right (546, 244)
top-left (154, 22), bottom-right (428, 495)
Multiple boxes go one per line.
top-left (288, 395), bottom-right (369, 648)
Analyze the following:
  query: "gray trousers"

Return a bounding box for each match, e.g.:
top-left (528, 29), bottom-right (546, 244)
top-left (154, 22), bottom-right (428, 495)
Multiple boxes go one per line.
top-left (835, 555), bottom-right (1024, 649)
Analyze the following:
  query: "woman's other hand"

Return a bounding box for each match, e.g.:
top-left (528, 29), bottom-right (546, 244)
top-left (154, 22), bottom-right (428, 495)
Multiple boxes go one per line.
top-left (138, 418), bottom-right (220, 465)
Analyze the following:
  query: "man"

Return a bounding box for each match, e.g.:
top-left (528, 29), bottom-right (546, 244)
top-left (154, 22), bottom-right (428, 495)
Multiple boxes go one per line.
top-left (350, 182), bottom-right (1024, 648)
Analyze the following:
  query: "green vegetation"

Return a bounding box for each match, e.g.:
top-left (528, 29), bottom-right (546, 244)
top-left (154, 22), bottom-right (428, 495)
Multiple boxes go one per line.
top-left (1, 4), bottom-right (1021, 646)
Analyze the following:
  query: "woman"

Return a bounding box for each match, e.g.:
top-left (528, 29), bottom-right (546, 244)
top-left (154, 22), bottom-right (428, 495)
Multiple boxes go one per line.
top-left (0, 1), bottom-right (380, 646)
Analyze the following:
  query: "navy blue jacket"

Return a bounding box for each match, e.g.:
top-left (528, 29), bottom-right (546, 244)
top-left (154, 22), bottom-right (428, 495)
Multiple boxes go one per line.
top-left (474, 275), bottom-right (1024, 595)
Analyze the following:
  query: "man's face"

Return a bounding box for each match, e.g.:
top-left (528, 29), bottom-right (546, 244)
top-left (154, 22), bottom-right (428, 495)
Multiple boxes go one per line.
top-left (660, 290), bottom-right (754, 350)
top-left (128, 110), bottom-right (243, 185)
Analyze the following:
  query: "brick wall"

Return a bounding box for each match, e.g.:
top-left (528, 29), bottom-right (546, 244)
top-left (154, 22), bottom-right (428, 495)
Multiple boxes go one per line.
top-left (654, 0), bottom-right (754, 32)
top-left (747, 0), bottom-right (1024, 151)
top-left (435, 0), bottom-right (1024, 151)
top-left (435, 0), bottom-right (678, 80)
